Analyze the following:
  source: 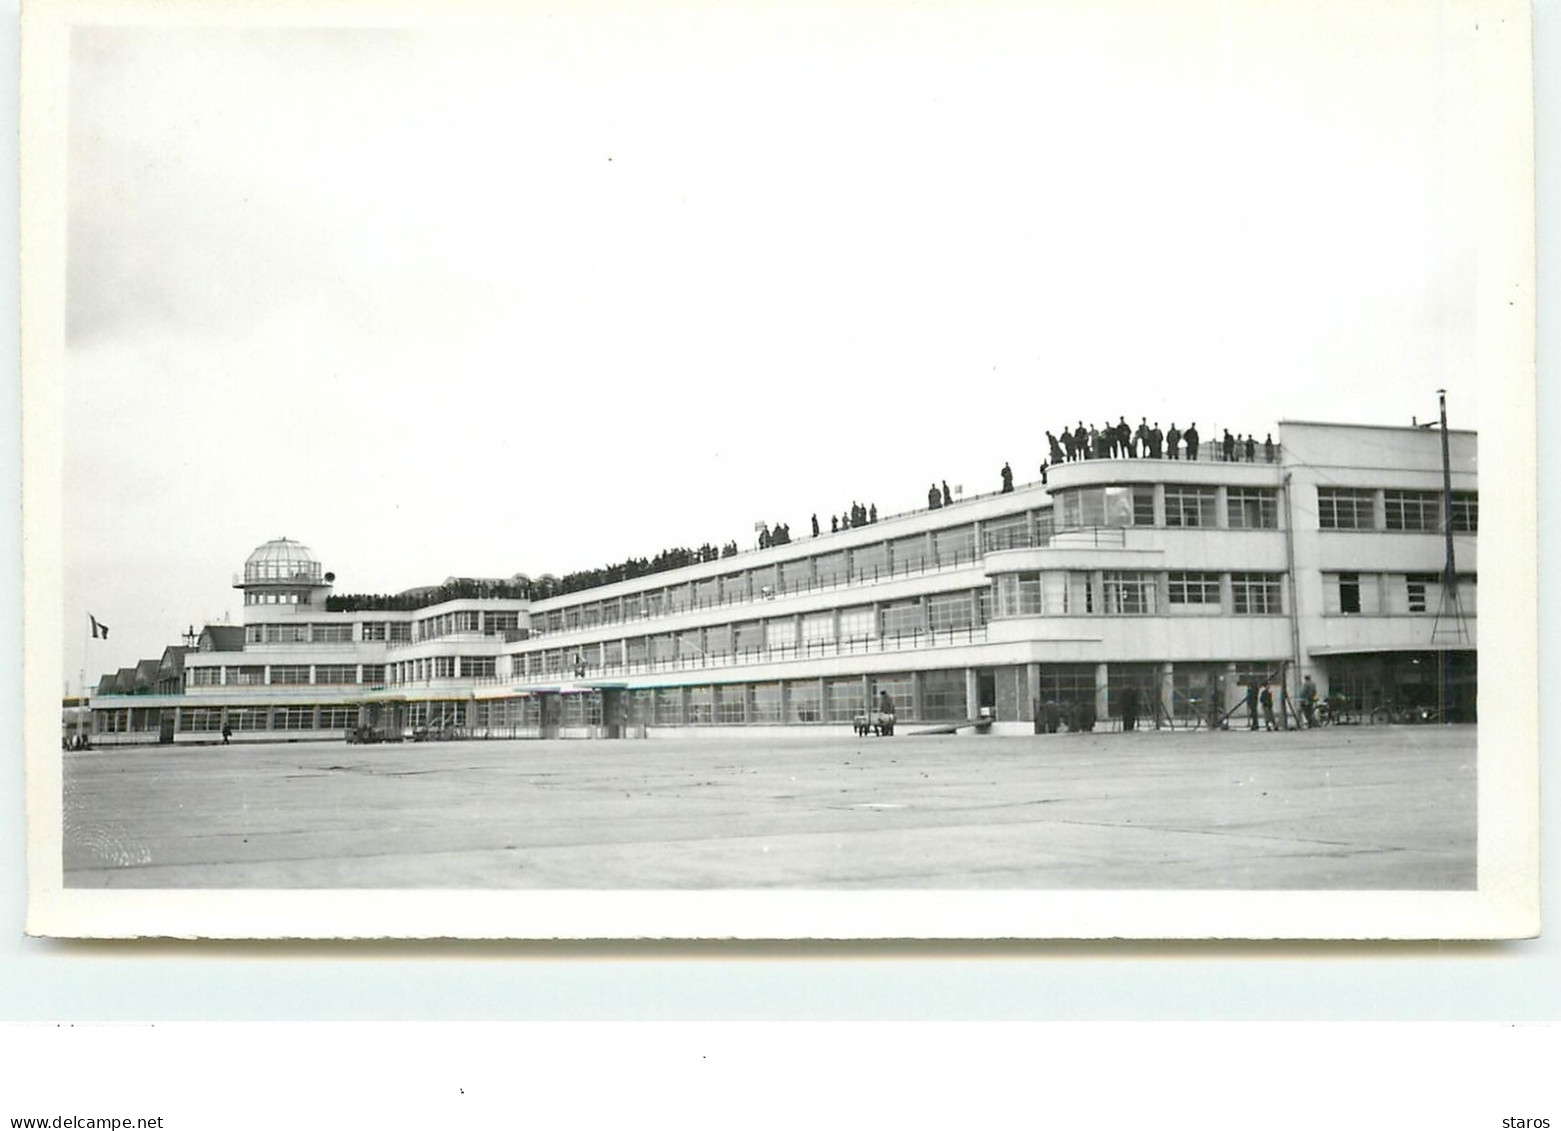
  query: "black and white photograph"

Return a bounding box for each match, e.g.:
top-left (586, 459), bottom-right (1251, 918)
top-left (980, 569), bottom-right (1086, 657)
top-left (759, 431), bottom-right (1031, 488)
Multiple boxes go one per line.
top-left (21, 0), bottom-right (1538, 938)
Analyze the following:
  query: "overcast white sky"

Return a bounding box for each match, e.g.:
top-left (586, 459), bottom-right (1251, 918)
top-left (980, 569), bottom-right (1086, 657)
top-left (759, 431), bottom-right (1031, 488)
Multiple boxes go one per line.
top-left (61, 1), bottom-right (1489, 684)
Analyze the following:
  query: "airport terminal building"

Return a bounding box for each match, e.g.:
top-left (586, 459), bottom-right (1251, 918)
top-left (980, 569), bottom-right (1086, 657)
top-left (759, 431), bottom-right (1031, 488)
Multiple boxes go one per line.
top-left (87, 420), bottom-right (1478, 743)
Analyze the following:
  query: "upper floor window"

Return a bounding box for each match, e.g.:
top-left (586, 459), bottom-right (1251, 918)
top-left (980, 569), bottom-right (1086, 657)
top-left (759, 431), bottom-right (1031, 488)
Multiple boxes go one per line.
top-left (1167, 571), bottom-right (1220, 605)
top-left (1383, 490), bottom-right (1441, 531)
top-left (1164, 485), bottom-right (1218, 528)
top-left (1227, 487), bottom-right (1278, 529)
top-left (1318, 487), bottom-right (1375, 530)
top-left (1230, 573), bottom-right (1282, 615)
top-left (1102, 571), bottom-right (1156, 614)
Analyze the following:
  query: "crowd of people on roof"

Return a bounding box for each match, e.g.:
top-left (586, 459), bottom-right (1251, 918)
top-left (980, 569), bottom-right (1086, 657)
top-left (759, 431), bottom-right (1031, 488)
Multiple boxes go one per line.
top-left (332, 414), bottom-right (1277, 611)
top-left (1043, 419), bottom-right (1277, 465)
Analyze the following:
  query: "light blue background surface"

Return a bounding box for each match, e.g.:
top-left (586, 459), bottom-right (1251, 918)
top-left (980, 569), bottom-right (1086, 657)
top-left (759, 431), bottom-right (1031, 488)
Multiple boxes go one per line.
top-left (2, 1), bottom-right (1554, 1021)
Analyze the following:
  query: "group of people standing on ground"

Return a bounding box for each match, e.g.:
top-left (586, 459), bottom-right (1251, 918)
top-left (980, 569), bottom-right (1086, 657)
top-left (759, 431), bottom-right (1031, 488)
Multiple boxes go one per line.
top-left (1045, 419), bottom-right (1277, 465)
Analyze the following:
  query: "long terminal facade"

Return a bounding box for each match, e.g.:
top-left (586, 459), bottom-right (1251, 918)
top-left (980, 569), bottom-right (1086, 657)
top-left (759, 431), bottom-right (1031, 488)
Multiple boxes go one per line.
top-left (87, 420), bottom-right (1478, 743)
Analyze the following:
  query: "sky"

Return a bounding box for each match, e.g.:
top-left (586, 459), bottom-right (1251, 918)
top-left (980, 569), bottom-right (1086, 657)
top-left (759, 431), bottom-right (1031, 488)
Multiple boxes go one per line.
top-left (58, 0), bottom-right (1492, 685)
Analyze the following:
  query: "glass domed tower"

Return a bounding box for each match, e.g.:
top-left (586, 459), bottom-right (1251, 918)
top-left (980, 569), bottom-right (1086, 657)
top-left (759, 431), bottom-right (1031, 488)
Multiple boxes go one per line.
top-left (235, 537), bottom-right (334, 609)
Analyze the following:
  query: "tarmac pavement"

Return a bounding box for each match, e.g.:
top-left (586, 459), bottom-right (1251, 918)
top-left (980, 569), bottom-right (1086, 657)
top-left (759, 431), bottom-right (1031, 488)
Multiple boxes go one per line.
top-left (61, 725), bottom-right (1475, 890)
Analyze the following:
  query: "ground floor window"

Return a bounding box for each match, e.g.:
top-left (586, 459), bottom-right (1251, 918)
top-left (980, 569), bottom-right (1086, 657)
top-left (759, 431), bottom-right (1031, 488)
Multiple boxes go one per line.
top-left (274, 706), bottom-right (315, 730)
top-left (788, 680), bottom-right (823, 722)
top-left (748, 683), bottom-right (782, 723)
top-left (687, 686), bottom-right (713, 724)
top-left (179, 707), bottom-right (224, 731)
top-left (825, 677), bottom-right (865, 722)
top-left (870, 674), bottom-right (914, 716)
top-left (319, 706), bottom-right (359, 729)
top-left (229, 707), bottom-right (268, 731)
top-left (655, 688), bottom-right (684, 725)
top-left (919, 669), bottom-right (967, 719)
top-left (715, 685), bottom-right (746, 724)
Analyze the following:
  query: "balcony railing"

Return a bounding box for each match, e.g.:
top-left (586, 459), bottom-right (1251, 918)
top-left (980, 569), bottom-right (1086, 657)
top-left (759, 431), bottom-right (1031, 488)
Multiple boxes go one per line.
top-left (466, 624), bottom-right (990, 689)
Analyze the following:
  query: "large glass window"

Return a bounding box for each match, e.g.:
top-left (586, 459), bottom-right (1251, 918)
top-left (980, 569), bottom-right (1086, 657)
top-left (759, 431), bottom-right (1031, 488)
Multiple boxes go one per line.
top-left (654, 688), bottom-right (683, 725)
top-left (1231, 573), bottom-right (1282, 614)
top-left (1318, 487), bottom-right (1375, 530)
top-left (892, 535), bottom-right (931, 574)
top-left (801, 612), bottom-right (835, 644)
top-left (871, 674), bottom-right (914, 716)
top-left (320, 706), bottom-right (358, 729)
top-left (273, 706), bottom-right (315, 731)
top-left (849, 544), bottom-right (888, 582)
top-left (178, 707), bottom-right (224, 732)
top-left (460, 656), bottom-right (497, 678)
top-left (1167, 572), bottom-right (1220, 606)
top-left (694, 578), bottom-right (720, 607)
top-left (813, 553), bottom-right (847, 587)
top-left (703, 625), bottom-right (732, 656)
top-left (981, 514), bottom-right (1031, 552)
top-left (748, 683), bottom-right (782, 723)
top-left (360, 622), bottom-right (388, 641)
top-left (825, 678), bottom-right (866, 722)
top-left (927, 591), bottom-right (975, 631)
top-left (226, 665), bottom-right (265, 686)
top-left (934, 525), bottom-right (976, 566)
top-left (1384, 490), bottom-right (1442, 531)
top-left (229, 707), bottom-right (268, 731)
top-left (687, 686), bottom-right (713, 725)
top-left (1102, 572), bottom-right (1156, 614)
top-left (995, 574), bottom-right (1043, 617)
top-left (433, 656), bottom-right (455, 678)
top-left (920, 670), bottom-right (966, 719)
top-left (733, 621), bottom-right (764, 653)
top-left (716, 686), bottom-right (746, 724)
top-left (314, 664), bottom-right (357, 684)
top-left (788, 680), bottom-right (823, 722)
top-left (187, 666), bottom-right (221, 686)
top-left (838, 606), bottom-right (877, 640)
top-left (767, 618), bottom-right (798, 650)
top-left (361, 664), bottom-right (386, 685)
top-left (1164, 486), bottom-right (1218, 527)
top-left (388, 622), bottom-right (412, 643)
top-left (311, 623), bottom-right (353, 643)
top-left (882, 600), bottom-right (923, 636)
top-left (778, 561), bottom-right (810, 594)
top-left (270, 664), bottom-right (310, 685)
top-left (1227, 487), bottom-right (1278, 529)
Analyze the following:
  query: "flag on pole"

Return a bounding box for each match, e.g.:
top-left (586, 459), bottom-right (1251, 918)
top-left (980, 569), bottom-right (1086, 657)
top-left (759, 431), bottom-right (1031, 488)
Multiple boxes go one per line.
top-left (90, 615), bottom-right (109, 640)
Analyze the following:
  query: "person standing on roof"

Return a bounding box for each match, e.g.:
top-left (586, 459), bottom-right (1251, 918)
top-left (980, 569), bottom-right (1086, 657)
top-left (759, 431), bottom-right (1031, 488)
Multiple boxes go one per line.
top-left (1000, 462), bottom-right (1014, 492)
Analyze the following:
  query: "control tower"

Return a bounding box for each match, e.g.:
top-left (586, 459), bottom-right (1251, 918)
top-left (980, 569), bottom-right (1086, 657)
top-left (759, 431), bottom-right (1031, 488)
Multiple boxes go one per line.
top-left (234, 537), bottom-right (334, 610)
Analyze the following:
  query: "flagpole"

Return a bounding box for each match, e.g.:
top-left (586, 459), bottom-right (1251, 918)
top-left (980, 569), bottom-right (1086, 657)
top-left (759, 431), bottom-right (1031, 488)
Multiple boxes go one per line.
top-left (80, 614), bottom-right (90, 748)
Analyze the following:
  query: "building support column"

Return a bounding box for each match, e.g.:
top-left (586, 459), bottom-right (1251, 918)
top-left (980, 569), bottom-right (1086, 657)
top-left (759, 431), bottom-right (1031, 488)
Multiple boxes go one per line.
top-left (1095, 663), bottom-right (1110, 727)
top-left (1025, 662), bottom-right (1041, 723)
top-left (965, 667), bottom-right (979, 721)
top-left (1159, 662), bottom-right (1175, 729)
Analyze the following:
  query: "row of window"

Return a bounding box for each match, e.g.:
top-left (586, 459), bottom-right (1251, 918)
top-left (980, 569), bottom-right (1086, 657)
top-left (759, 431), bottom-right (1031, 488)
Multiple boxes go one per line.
top-left (528, 521), bottom-right (1046, 638)
top-left (1327, 572), bottom-right (1477, 616)
top-left (1054, 485), bottom-right (1279, 530)
top-left (187, 663), bottom-right (390, 687)
top-left (993, 571), bottom-right (1284, 617)
top-left (513, 593), bottom-right (989, 676)
top-left (1318, 489), bottom-right (1477, 532)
